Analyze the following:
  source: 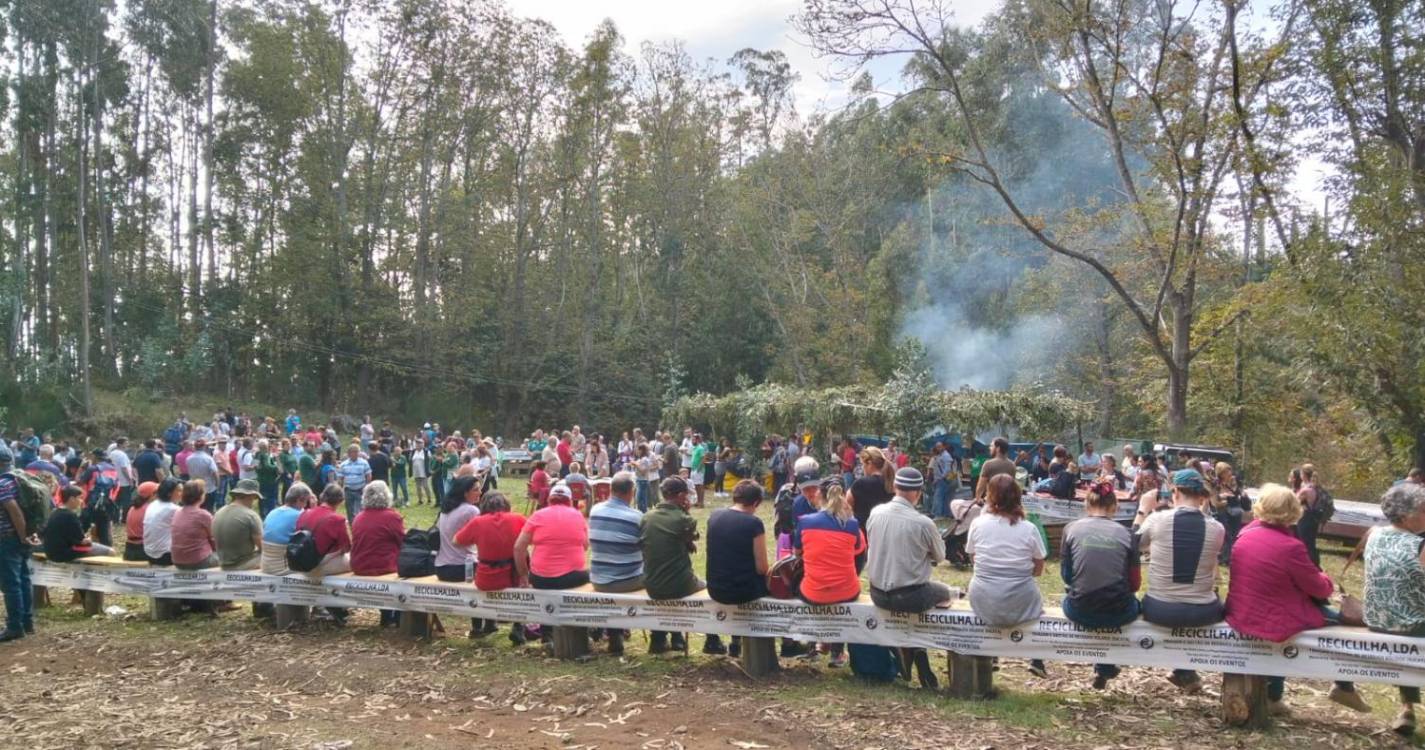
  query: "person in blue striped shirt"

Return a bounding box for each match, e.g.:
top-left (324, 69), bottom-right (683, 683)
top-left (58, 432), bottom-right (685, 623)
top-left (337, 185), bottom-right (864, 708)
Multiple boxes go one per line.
top-left (589, 471), bottom-right (645, 655)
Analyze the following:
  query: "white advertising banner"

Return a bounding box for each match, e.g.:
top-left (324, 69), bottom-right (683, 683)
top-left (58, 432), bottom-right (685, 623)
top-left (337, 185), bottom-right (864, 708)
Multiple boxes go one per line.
top-left (1022, 493), bottom-right (1138, 523)
top-left (29, 560), bottom-right (1424, 687)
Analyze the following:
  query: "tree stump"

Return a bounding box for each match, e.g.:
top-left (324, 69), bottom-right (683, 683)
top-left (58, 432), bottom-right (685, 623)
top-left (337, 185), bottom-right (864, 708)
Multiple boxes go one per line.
top-left (740, 636), bottom-right (779, 677)
top-left (32, 585), bottom-right (51, 609)
top-left (81, 589), bottom-right (104, 617)
top-left (946, 651), bottom-right (994, 699)
top-left (273, 604), bottom-right (310, 629)
top-left (552, 626), bottom-right (590, 660)
top-left (399, 611), bottom-right (433, 640)
top-left (150, 596), bottom-right (183, 621)
top-left (1222, 673), bottom-right (1271, 728)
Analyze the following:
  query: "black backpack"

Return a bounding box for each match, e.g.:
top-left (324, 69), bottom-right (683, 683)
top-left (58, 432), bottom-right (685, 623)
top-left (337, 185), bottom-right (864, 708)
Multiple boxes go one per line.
top-left (285, 529), bottom-right (323, 572)
top-left (1313, 485), bottom-right (1336, 523)
top-left (772, 482), bottom-right (798, 537)
top-left (397, 525), bottom-right (440, 578)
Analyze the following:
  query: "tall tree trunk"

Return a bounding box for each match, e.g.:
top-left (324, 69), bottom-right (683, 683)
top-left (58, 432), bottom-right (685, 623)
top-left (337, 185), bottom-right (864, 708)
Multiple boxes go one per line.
top-left (204, 0), bottom-right (218, 287)
top-left (137, 57), bottom-right (153, 290)
top-left (77, 76), bottom-right (94, 416)
top-left (188, 106), bottom-right (201, 315)
top-left (1166, 296), bottom-right (1192, 436)
top-left (40, 44), bottom-right (58, 354)
top-left (94, 48), bottom-right (117, 373)
top-left (10, 39), bottom-right (27, 363)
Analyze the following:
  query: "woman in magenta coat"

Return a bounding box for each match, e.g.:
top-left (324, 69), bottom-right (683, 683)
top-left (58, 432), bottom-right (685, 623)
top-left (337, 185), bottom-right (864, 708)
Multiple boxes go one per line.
top-left (1225, 483), bottom-right (1365, 716)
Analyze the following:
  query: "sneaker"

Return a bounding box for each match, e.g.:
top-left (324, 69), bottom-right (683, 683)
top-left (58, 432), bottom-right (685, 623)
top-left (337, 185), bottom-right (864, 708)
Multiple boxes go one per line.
top-left (670, 635), bottom-right (687, 652)
top-left (649, 637), bottom-right (669, 655)
top-left (702, 635), bottom-right (727, 655)
top-left (1329, 685), bottom-right (1371, 713)
top-left (0, 630), bottom-right (23, 643)
top-left (728, 640), bottom-right (742, 659)
top-left (509, 627), bottom-right (528, 646)
top-left (829, 652), bottom-right (847, 668)
top-left (1028, 660), bottom-right (1049, 679)
top-left (23, 623), bottom-right (35, 635)
top-left (1393, 709), bottom-right (1416, 737)
top-left (1268, 700), bottom-right (1292, 717)
top-left (1167, 672), bottom-right (1203, 694)
top-left (1091, 674), bottom-right (1110, 690)
top-left (779, 641), bottom-right (808, 658)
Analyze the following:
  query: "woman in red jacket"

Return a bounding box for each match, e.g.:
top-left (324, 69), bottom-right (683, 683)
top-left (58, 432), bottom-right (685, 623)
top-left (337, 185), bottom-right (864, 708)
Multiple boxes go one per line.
top-left (1225, 483), bottom-right (1363, 715)
top-left (350, 480), bottom-right (406, 627)
top-left (793, 479), bottom-right (865, 667)
top-left (455, 490), bottom-right (530, 644)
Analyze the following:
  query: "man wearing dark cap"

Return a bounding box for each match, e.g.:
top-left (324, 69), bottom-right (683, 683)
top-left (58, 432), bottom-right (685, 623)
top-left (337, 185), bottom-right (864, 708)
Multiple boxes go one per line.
top-left (0, 444), bottom-right (36, 642)
top-left (642, 476), bottom-right (704, 654)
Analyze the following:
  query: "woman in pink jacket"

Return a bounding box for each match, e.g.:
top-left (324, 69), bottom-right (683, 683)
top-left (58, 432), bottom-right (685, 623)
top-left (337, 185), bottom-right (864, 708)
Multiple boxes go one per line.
top-left (1225, 483), bottom-right (1364, 716)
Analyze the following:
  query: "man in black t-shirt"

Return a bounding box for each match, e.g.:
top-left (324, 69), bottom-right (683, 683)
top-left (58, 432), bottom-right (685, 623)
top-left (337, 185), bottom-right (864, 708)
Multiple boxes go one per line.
top-left (133, 440), bottom-right (166, 484)
top-left (366, 442), bottom-right (391, 484)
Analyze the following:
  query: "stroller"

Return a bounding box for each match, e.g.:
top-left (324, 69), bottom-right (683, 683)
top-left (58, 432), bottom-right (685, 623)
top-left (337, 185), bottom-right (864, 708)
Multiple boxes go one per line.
top-left (941, 497), bottom-right (982, 569)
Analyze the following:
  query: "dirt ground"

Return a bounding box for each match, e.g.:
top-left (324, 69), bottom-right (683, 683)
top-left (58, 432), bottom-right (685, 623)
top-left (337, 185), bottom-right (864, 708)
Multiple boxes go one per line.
top-left (0, 594), bottom-right (1415, 750)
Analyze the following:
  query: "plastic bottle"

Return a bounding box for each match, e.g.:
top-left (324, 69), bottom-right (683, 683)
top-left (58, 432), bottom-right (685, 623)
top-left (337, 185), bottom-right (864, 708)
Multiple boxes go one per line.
top-left (464, 557), bottom-right (474, 583)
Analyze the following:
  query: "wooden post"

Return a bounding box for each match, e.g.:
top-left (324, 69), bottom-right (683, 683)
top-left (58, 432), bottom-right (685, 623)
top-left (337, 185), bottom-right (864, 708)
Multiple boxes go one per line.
top-left (552, 626), bottom-right (590, 660)
top-left (946, 651), bottom-right (994, 699)
top-left (740, 636), bottom-right (778, 677)
top-left (1222, 673), bottom-right (1271, 728)
top-left (398, 611), bottom-right (433, 640)
top-left (32, 585), bottom-right (51, 608)
top-left (149, 596), bottom-right (183, 621)
top-left (80, 589), bottom-right (104, 616)
top-left (273, 604), bottom-right (309, 629)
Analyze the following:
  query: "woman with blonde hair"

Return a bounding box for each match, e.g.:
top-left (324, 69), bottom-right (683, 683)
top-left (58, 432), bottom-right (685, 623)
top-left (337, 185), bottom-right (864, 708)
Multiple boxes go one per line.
top-left (848, 446), bottom-right (894, 531)
top-left (793, 478), bottom-right (866, 667)
top-left (1226, 483), bottom-right (1362, 715)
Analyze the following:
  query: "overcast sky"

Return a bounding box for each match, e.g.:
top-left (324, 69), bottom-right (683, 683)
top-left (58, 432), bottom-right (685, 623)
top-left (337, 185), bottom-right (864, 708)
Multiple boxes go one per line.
top-left (505, 0), bottom-right (1329, 206)
top-left (504, 0), bottom-right (1001, 115)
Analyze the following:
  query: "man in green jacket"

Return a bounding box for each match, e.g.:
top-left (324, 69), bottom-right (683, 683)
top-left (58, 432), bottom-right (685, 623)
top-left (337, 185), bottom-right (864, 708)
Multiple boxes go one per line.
top-left (298, 442), bottom-right (320, 489)
top-left (256, 439), bottom-right (280, 518)
top-left (642, 476), bottom-right (705, 654)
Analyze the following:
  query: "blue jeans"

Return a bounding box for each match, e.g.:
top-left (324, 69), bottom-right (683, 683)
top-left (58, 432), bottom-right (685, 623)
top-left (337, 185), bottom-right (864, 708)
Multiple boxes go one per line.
top-left (0, 536), bottom-right (34, 634)
top-left (636, 479), bottom-right (651, 513)
top-left (260, 483), bottom-right (279, 518)
top-left (344, 488), bottom-right (362, 525)
top-left (843, 472), bottom-right (855, 491)
top-left (932, 479), bottom-right (951, 517)
top-left (392, 476), bottom-right (409, 507)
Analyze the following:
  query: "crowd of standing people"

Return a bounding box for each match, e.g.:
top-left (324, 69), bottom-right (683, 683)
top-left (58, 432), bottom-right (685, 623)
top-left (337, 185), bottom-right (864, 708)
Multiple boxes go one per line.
top-left (2, 415), bottom-right (1424, 735)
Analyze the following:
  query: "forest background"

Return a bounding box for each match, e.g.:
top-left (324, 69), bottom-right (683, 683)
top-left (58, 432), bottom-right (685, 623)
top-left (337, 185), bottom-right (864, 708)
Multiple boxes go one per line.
top-left (0, 0), bottom-right (1421, 498)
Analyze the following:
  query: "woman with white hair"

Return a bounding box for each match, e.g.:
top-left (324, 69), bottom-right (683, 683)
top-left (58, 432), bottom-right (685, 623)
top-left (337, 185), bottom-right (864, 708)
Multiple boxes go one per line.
top-left (1225, 483), bottom-right (1362, 716)
top-left (350, 480), bottom-right (406, 627)
top-left (1364, 482), bottom-right (1425, 736)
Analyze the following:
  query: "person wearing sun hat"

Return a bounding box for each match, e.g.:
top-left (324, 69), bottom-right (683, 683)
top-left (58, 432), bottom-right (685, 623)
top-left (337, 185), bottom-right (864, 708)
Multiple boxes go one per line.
top-left (1134, 467), bottom-right (1225, 694)
top-left (213, 479), bottom-right (264, 570)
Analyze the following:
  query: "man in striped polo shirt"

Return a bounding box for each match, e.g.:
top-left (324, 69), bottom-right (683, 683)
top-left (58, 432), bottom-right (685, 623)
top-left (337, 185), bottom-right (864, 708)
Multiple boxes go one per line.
top-left (589, 471), bottom-right (645, 655)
